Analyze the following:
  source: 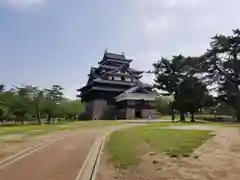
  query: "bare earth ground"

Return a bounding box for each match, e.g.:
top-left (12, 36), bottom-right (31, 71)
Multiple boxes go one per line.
top-left (0, 129), bottom-right (103, 180)
top-left (0, 132), bottom-right (66, 160)
top-left (97, 127), bottom-right (240, 180)
top-left (0, 124), bottom-right (140, 180)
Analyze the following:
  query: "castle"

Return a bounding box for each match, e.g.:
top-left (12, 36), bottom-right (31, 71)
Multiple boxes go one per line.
top-left (77, 51), bottom-right (157, 120)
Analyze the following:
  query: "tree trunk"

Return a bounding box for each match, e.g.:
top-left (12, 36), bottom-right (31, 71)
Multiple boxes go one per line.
top-left (180, 111), bottom-right (185, 122)
top-left (47, 114), bottom-right (51, 124)
top-left (236, 110), bottom-right (240, 122)
top-left (36, 103), bottom-right (41, 124)
top-left (5, 111), bottom-right (9, 121)
top-left (171, 106), bottom-right (175, 122)
top-left (191, 112), bottom-right (195, 122)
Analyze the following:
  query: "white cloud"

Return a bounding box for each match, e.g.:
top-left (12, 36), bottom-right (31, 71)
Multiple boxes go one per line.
top-left (163, 0), bottom-right (179, 8)
top-left (135, 0), bottom-right (206, 10)
top-left (131, 51), bottom-right (163, 84)
top-left (179, 0), bottom-right (207, 7)
top-left (120, 0), bottom-right (240, 86)
top-left (194, 15), bottom-right (218, 29)
top-left (2, 0), bottom-right (46, 8)
top-left (144, 14), bottom-right (176, 35)
top-left (176, 41), bottom-right (210, 56)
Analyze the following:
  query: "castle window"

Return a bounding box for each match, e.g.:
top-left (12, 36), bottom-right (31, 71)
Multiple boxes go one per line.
top-left (111, 76), bottom-right (114, 80)
top-left (121, 76), bottom-right (125, 81)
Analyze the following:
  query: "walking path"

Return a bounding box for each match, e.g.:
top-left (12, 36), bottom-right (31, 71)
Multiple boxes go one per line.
top-left (163, 124), bottom-right (220, 131)
top-left (0, 124), bottom-right (141, 180)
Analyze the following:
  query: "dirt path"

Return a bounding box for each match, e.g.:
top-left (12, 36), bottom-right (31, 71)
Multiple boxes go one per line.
top-left (0, 132), bottom-right (67, 161)
top-left (0, 124), bottom-right (142, 180)
top-left (189, 127), bottom-right (240, 180)
top-left (164, 124), bottom-right (219, 131)
top-left (0, 130), bottom-right (102, 180)
top-left (98, 127), bottom-right (240, 180)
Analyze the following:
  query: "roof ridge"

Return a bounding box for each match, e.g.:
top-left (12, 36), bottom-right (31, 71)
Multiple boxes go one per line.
top-left (104, 52), bottom-right (125, 56)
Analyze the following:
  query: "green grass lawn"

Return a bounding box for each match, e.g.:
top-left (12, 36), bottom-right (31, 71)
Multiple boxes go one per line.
top-left (0, 120), bottom-right (123, 136)
top-left (159, 115), bottom-right (193, 122)
top-left (106, 123), bottom-right (213, 169)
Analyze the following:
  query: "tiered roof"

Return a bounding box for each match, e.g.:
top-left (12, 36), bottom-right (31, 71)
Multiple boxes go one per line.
top-left (77, 51), bottom-right (144, 98)
top-left (98, 52), bottom-right (132, 64)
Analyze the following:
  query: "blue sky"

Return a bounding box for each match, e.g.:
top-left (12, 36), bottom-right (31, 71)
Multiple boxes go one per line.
top-left (1, 0), bottom-right (239, 99)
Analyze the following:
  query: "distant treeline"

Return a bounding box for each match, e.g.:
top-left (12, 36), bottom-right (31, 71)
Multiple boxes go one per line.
top-left (0, 84), bottom-right (84, 124)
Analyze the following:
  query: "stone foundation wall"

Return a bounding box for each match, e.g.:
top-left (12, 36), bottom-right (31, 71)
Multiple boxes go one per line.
top-left (92, 100), bottom-right (107, 120)
top-left (85, 101), bottom-right (157, 120)
top-left (126, 108), bottom-right (135, 119)
top-left (103, 105), bottom-right (116, 119)
top-left (84, 101), bottom-right (94, 120)
top-left (117, 109), bottom-right (126, 119)
top-left (141, 109), bottom-right (157, 119)
top-left (84, 100), bottom-right (108, 120)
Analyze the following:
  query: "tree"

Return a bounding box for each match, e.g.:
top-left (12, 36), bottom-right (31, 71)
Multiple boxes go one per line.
top-left (64, 100), bottom-right (85, 119)
top-left (42, 85), bottom-right (64, 123)
top-left (0, 84), bottom-right (85, 124)
top-left (0, 84), bottom-right (5, 92)
top-left (0, 90), bottom-right (16, 121)
top-left (174, 77), bottom-right (209, 122)
top-left (199, 29), bottom-right (240, 121)
top-left (153, 55), bottom-right (189, 121)
top-left (20, 85), bottom-right (44, 124)
top-left (11, 85), bottom-right (32, 123)
top-left (0, 84), bottom-right (5, 121)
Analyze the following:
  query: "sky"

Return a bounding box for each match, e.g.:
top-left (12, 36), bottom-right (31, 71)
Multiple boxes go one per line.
top-left (0, 0), bottom-right (239, 99)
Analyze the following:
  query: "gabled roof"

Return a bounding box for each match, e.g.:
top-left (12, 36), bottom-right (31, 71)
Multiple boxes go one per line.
top-left (86, 67), bottom-right (99, 84)
top-left (104, 52), bottom-right (126, 60)
top-left (105, 72), bottom-right (142, 78)
top-left (94, 78), bottom-right (136, 86)
top-left (87, 67), bottom-right (97, 76)
top-left (104, 63), bottom-right (131, 75)
top-left (99, 65), bottom-right (143, 75)
top-left (129, 68), bottom-right (144, 75)
top-left (77, 77), bottom-right (137, 91)
top-left (99, 52), bottom-right (132, 64)
top-left (78, 86), bottom-right (127, 97)
top-left (115, 83), bottom-right (157, 102)
top-left (99, 65), bottom-right (117, 70)
top-left (123, 84), bottom-right (152, 94)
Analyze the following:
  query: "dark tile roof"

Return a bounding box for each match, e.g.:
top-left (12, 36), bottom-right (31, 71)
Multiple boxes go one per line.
top-left (92, 86), bottom-right (126, 92)
top-left (123, 84), bottom-right (153, 94)
top-left (128, 68), bottom-right (144, 74)
top-left (99, 52), bottom-right (132, 65)
top-left (77, 78), bottom-right (137, 91)
top-left (99, 65), bottom-right (117, 69)
top-left (115, 83), bottom-right (157, 101)
top-left (78, 86), bottom-right (126, 97)
top-left (98, 65), bottom-right (143, 74)
top-left (105, 72), bottom-right (141, 78)
top-left (104, 52), bottom-right (126, 60)
top-left (94, 78), bottom-right (136, 86)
